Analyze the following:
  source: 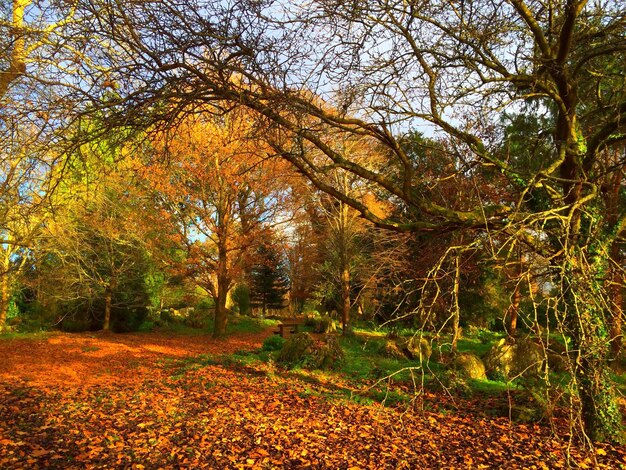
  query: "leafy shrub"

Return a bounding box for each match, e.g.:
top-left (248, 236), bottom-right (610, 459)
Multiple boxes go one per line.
top-left (262, 334), bottom-right (286, 351)
top-left (195, 296), bottom-right (215, 311)
top-left (398, 336), bottom-right (432, 361)
top-left (278, 332), bottom-right (315, 366)
top-left (110, 306), bottom-right (147, 333)
top-left (309, 335), bottom-right (344, 370)
top-left (231, 284), bottom-right (251, 315)
top-left (303, 313), bottom-right (320, 327)
top-left (484, 337), bottom-right (543, 380)
top-left (183, 308), bottom-right (209, 329)
top-left (277, 332), bottom-right (344, 370)
top-left (313, 315), bottom-right (336, 334)
top-left (60, 313), bottom-right (94, 332)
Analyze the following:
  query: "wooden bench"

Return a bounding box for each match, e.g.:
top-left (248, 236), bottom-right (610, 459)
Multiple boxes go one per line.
top-left (275, 322), bottom-right (300, 338)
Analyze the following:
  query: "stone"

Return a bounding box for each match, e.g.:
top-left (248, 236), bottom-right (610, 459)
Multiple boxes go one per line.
top-left (398, 336), bottom-right (432, 361)
top-left (484, 337), bottom-right (543, 380)
top-left (453, 352), bottom-right (487, 380)
top-left (383, 339), bottom-right (406, 359)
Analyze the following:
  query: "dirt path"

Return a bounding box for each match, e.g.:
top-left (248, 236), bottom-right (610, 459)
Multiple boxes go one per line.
top-left (0, 330), bottom-right (623, 469)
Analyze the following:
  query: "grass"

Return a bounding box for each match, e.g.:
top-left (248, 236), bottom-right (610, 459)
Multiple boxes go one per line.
top-left (0, 330), bottom-right (52, 341)
top-left (227, 316), bottom-right (278, 334)
top-left (138, 315), bottom-right (278, 336)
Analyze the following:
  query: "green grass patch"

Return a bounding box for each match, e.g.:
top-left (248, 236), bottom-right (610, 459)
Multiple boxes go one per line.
top-left (337, 334), bottom-right (422, 383)
top-left (467, 378), bottom-right (518, 395)
top-left (226, 317), bottom-right (278, 335)
top-left (0, 330), bottom-right (52, 341)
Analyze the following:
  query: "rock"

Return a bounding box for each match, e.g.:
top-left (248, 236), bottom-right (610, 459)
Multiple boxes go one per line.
top-left (453, 352), bottom-right (487, 380)
top-left (398, 336), bottom-right (432, 361)
top-left (484, 337), bottom-right (544, 380)
top-left (383, 340), bottom-right (406, 359)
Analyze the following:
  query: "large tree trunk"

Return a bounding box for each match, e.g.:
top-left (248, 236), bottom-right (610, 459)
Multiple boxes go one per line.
top-left (0, 251), bottom-right (11, 331)
top-left (340, 266), bottom-right (350, 335)
top-left (103, 288), bottom-right (112, 330)
top-left (605, 165), bottom-right (624, 360)
top-left (213, 242), bottom-right (230, 337)
top-left (506, 283), bottom-right (521, 336)
top-left (0, 1), bottom-right (30, 100)
top-left (214, 287), bottom-right (228, 337)
top-left (0, 275), bottom-right (9, 331)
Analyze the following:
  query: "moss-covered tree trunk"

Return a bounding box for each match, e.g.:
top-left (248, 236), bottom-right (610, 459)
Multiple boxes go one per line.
top-left (609, 241), bottom-right (623, 360)
top-left (563, 260), bottom-right (623, 443)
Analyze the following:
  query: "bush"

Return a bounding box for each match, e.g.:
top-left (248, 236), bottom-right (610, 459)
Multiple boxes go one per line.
top-left (303, 313), bottom-right (320, 327)
top-left (277, 332), bottom-right (344, 370)
top-left (314, 315), bottom-right (336, 334)
top-left (110, 306), bottom-right (147, 333)
top-left (231, 284), bottom-right (251, 315)
top-left (262, 334), bottom-right (287, 351)
top-left (183, 308), bottom-right (209, 329)
top-left (382, 339), bottom-right (406, 359)
top-left (309, 335), bottom-right (344, 370)
top-left (60, 313), bottom-right (95, 332)
top-left (278, 332), bottom-right (315, 366)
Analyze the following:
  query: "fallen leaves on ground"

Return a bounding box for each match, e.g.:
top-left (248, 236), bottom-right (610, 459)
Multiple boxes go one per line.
top-left (0, 330), bottom-right (624, 469)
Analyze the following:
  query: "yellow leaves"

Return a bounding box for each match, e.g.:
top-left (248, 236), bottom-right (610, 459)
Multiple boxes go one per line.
top-left (362, 192), bottom-right (392, 220)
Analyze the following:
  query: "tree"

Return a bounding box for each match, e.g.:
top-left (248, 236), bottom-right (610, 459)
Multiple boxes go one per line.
top-left (249, 239), bottom-right (289, 316)
top-left (76, 0), bottom-right (625, 442)
top-left (34, 140), bottom-right (160, 332)
top-left (146, 108), bottom-right (287, 336)
top-left (0, 0), bottom-right (30, 100)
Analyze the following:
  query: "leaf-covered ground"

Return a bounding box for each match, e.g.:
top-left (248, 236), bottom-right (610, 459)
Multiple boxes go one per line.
top-left (0, 330), bottom-right (624, 469)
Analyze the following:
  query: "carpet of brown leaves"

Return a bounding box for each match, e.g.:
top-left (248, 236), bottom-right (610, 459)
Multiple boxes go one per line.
top-left (0, 329), bottom-right (624, 469)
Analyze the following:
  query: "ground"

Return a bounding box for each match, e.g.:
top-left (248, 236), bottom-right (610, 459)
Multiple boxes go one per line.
top-left (0, 329), bottom-right (624, 469)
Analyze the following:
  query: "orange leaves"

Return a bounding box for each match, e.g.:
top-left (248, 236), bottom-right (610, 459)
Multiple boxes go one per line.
top-left (1, 330), bottom-right (625, 469)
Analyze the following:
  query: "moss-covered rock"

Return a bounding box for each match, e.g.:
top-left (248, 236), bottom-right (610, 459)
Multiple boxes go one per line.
top-left (383, 339), bottom-right (406, 359)
top-left (484, 337), bottom-right (543, 380)
top-left (453, 352), bottom-right (487, 380)
top-left (398, 336), bottom-right (432, 361)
